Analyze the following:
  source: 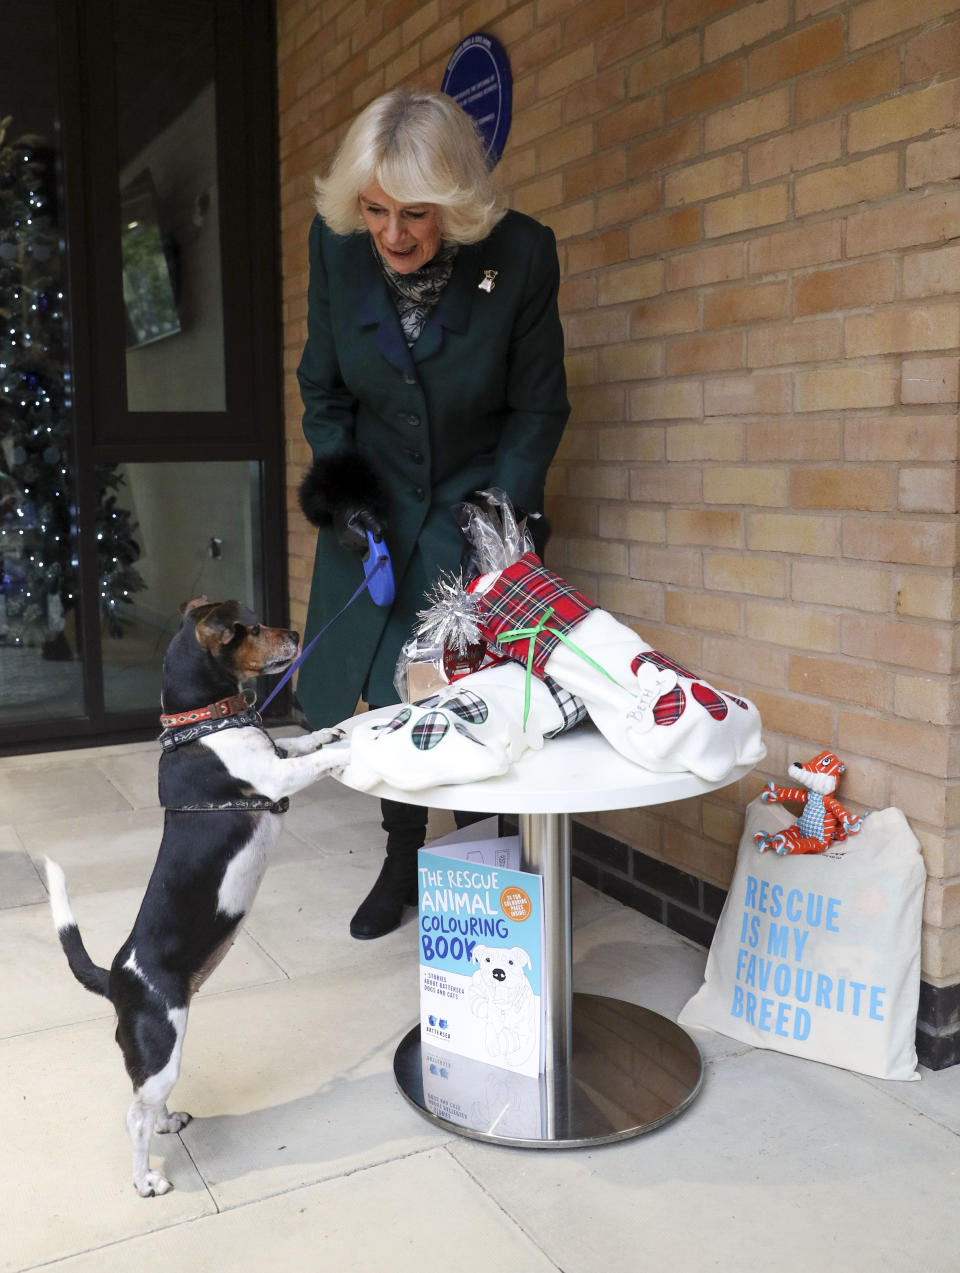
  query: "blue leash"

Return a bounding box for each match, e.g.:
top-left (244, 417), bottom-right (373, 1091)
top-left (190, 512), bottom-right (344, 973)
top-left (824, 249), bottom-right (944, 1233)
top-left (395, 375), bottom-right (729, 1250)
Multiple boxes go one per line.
top-left (260, 534), bottom-right (393, 713)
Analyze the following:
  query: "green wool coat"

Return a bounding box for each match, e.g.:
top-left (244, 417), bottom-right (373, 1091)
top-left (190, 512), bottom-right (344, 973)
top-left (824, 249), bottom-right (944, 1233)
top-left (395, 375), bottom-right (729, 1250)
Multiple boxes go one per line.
top-left (296, 208), bottom-right (570, 729)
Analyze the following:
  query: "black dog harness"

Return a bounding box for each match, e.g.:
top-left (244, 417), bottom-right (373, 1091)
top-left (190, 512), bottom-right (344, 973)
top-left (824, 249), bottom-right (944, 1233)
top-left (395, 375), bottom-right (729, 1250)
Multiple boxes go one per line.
top-left (158, 695), bottom-right (289, 815)
top-left (171, 795), bottom-right (290, 814)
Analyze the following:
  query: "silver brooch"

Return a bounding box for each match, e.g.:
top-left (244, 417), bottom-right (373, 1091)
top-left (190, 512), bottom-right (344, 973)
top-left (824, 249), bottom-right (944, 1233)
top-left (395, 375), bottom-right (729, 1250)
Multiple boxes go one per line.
top-left (478, 270), bottom-right (498, 293)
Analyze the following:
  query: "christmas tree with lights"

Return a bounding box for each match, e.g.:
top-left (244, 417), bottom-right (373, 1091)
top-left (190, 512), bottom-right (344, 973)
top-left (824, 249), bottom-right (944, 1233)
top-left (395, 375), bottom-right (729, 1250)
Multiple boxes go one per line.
top-left (0, 115), bottom-right (144, 656)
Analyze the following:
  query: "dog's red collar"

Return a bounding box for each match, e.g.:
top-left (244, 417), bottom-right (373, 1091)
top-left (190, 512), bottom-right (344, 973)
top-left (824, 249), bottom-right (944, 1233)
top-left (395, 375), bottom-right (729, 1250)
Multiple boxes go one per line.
top-left (159, 692), bottom-right (251, 730)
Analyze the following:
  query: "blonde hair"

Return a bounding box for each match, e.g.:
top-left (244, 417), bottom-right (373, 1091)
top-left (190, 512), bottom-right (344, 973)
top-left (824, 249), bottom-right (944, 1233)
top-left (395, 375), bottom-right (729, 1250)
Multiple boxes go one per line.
top-left (314, 89), bottom-right (505, 245)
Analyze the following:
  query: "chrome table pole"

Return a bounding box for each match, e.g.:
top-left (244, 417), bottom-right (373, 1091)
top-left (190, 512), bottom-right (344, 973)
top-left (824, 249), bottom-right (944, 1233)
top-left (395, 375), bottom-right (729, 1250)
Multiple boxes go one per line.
top-left (518, 812), bottom-right (574, 1139)
top-left (518, 812), bottom-right (573, 1075)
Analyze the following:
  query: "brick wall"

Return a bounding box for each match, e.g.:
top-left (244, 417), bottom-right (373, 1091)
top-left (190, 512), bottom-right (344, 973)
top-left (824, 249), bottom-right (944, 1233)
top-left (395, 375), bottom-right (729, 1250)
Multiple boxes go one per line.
top-left (276, 0), bottom-right (960, 1064)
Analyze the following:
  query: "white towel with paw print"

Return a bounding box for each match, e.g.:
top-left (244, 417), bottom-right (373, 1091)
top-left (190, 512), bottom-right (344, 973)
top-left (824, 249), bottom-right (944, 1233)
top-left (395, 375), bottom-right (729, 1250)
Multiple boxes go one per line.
top-left (343, 662), bottom-right (566, 792)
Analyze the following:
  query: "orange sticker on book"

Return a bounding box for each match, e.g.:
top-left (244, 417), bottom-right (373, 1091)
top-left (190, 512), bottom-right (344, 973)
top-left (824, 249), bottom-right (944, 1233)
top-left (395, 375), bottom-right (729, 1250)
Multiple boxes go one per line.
top-left (500, 886), bottom-right (533, 922)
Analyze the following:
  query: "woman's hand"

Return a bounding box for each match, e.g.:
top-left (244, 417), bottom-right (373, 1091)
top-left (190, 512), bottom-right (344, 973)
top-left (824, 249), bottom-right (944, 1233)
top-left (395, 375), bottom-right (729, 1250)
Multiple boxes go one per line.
top-left (334, 505), bottom-right (385, 554)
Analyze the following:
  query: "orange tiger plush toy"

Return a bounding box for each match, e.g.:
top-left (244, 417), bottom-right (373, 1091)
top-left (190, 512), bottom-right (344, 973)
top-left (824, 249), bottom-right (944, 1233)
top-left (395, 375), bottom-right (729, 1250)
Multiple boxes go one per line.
top-left (753, 750), bottom-right (867, 856)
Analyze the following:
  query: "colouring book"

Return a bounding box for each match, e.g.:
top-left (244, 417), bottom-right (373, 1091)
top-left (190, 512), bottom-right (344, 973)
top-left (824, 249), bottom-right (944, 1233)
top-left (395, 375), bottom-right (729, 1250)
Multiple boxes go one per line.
top-left (418, 819), bottom-right (544, 1076)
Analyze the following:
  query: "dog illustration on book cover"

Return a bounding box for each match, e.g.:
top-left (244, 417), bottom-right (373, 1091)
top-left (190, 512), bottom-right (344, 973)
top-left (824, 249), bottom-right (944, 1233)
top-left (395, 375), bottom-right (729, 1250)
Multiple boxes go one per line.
top-left (468, 943), bottom-right (538, 1069)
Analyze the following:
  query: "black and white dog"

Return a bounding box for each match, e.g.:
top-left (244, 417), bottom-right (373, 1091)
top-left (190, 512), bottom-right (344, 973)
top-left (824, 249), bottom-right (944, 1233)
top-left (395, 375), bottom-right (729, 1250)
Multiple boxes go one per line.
top-left (46, 597), bottom-right (345, 1197)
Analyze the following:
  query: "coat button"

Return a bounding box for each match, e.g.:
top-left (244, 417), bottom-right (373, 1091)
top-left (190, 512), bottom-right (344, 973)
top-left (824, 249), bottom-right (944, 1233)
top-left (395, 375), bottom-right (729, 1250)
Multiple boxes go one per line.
top-left (408, 450), bottom-right (423, 463)
top-left (403, 374), bottom-right (417, 385)
top-left (413, 486), bottom-right (425, 501)
top-left (402, 412), bottom-right (420, 427)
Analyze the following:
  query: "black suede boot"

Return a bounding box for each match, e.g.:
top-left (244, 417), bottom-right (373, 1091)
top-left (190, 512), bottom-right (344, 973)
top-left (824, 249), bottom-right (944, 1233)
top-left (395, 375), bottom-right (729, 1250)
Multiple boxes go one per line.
top-left (349, 798), bottom-right (427, 940)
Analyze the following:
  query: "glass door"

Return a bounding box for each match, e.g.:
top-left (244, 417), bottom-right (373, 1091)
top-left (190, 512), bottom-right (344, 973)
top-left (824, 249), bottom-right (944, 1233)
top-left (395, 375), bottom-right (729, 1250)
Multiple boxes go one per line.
top-left (0, 4), bottom-right (85, 727)
top-left (0, 0), bottom-right (285, 751)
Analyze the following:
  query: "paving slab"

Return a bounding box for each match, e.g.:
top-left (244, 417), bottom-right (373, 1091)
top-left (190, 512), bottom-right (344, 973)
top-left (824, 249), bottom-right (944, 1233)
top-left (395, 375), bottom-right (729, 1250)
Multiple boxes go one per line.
top-left (17, 808), bottom-right (164, 896)
top-left (19, 801), bottom-right (345, 900)
top-left (0, 1019), bottom-right (214, 1273)
top-left (863, 1058), bottom-right (960, 1137)
top-left (39, 1148), bottom-right (561, 1273)
top-left (0, 739), bottom-right (157, 772)
top-left (279, 813), bottom-right (392, 871)
top-left (449, 1045), bottom-right (960, 1273)
top-left (281, 780), bottom-right (458, 858)
top-left (0, 759), bottom-right (133, 825)
top-left (1, 890), bottom-right (286, 1039)
top-left (572, 904), bottom-right (745, 1062)
top-left (570, 875), bottom-right (629, 929)
top-left (93, 746), bottom-right (162, 810)
top-left (242, 853), bottom-right (421, 977)
top-left (174, 961), bottom-right (442, 1208)
top-left (0, 827), bottom-right (45, 908)
top-left (6, 737), bottom-right (960, 1273)
top-left (280, 777), bottom-right (382, 849)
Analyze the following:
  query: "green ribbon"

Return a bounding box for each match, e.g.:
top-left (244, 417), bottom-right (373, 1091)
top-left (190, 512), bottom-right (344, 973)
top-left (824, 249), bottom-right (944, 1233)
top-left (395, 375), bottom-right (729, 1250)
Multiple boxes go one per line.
top-left (494, 606), bottom-right (632, 729)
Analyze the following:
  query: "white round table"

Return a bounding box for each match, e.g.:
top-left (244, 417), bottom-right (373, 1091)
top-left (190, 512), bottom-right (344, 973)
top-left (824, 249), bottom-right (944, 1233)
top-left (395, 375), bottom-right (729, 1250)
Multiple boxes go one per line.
top-left (335, 711), bottom-right (753, 1148)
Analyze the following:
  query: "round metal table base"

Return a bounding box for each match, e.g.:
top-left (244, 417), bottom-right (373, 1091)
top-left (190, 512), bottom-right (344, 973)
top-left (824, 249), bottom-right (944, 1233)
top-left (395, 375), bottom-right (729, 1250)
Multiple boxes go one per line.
top-left (394, 992), bottom-right (703, 1149)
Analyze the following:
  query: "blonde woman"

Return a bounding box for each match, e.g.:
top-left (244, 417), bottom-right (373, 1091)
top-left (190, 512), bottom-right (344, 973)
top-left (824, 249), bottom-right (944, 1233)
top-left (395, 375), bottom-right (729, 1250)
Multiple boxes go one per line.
top-left (297, 89), bottom-right (569, 939)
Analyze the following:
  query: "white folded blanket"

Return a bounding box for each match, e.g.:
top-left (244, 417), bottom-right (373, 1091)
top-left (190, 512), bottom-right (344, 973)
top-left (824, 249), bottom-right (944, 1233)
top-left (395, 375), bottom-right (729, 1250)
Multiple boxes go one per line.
top-left (342, 662), bottom-right (559, 792)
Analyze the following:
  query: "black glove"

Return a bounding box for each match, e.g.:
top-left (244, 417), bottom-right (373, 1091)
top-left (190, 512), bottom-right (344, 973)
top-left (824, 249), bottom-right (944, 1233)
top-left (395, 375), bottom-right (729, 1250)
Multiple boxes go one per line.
top-left (457, 491), bottom-right (552, 566)
top-left (333, 504), bottom-right (385, 555)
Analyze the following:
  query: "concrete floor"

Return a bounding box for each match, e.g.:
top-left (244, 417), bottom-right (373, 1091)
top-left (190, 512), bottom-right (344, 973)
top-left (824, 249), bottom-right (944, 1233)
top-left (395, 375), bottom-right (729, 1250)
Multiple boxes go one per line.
top-left (2, 734), bottom-right (958, 1272)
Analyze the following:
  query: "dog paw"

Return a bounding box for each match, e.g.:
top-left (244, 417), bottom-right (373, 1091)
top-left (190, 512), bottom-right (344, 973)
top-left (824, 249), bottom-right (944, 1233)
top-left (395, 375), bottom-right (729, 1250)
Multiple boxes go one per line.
top-left (135, 1170), bottom-right (173, 1197)
top-left (313, 726), bottom-right (347, 747)
top-left (315, 747), bottom-right (348, 774)
top-left (155, 1110), bottom-right (191, 1134)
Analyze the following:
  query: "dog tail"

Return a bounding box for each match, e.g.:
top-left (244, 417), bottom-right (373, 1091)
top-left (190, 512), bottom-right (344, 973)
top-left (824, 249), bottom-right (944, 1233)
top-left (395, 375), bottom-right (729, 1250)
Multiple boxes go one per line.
top-left (44, 858), bottom-right (111, 999)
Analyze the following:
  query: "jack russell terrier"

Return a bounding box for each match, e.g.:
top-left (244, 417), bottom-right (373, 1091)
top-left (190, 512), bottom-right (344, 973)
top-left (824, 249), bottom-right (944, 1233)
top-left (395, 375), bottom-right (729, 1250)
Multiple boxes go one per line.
top-left (45, 597), bottom-right (345, 1197)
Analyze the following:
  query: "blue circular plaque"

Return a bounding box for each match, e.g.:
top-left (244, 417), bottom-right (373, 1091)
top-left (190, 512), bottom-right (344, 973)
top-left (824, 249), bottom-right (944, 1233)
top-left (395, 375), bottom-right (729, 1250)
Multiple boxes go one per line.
top-left (441, 33), bottom-right (512, 169)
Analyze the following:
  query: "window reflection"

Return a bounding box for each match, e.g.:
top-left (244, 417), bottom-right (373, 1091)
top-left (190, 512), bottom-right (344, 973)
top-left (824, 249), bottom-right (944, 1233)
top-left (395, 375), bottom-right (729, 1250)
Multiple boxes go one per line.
top-left (121, 171), bottom-right (182, 349)
top-left (116, 2), bottom-right (225, 412)
top-left (0, 97), bottom-right (85, 722)
top-left (101, 461), bottom-right (262, 714)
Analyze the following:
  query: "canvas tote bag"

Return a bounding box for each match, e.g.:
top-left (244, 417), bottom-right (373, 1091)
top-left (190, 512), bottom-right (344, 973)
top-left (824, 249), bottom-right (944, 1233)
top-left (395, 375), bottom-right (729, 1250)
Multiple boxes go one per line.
top-left (679, 797), bottom-right (926, 1081)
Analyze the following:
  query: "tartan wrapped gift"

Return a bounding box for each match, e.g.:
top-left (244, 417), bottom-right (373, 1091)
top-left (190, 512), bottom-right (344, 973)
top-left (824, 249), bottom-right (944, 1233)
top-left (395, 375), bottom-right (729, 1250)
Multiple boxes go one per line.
top-left (467, 553), bottom-right (598, 674)
top-left (470, 553), bottom-right (765, 783)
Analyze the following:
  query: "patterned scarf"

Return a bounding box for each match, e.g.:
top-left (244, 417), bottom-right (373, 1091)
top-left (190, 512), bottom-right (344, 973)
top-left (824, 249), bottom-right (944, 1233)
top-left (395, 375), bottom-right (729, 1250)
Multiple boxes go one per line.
top-left (372, 238), bottom-right (458, 346)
